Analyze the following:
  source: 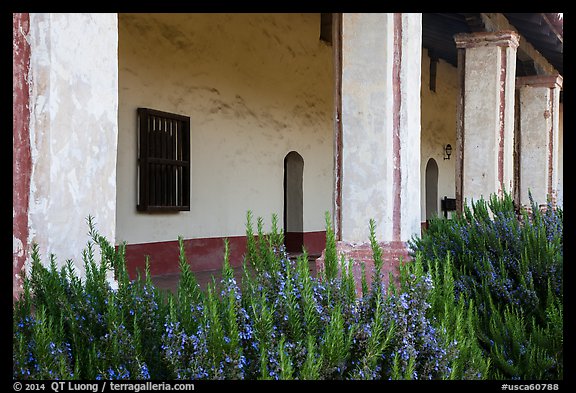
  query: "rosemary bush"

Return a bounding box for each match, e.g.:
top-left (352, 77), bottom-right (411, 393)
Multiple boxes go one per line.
top-left (409, 191), bottom-right (563, 379)
top-left (13, 217), bottom-right (168, 380)
top-left (13, 192), bottom-right (561, 380)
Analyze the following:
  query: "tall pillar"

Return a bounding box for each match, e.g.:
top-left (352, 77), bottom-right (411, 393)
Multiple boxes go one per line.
top-left (516, 74), bottom-right (563, 207)
top-left (26, 14), bottom-right (119, 283)
top-left (13, 13), bottom-right (32, 301)
top-left (319, 13), bottom-right (422, 291)
top-left (454, 31), bottom-right (519, 209)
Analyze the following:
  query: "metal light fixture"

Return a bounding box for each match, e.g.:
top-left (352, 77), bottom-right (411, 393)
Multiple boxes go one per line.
top-left (444, 144), bottom-right (452, 160)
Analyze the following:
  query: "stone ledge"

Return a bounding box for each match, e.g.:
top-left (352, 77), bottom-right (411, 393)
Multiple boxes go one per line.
top-left (516, 74), bottom-right (563, 89)
top-left (454, 30), bottom-right (520, 49)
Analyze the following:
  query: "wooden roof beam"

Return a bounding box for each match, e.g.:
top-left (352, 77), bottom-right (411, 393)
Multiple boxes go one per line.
top-left (541, 13), bottom-right (563, 44)
top-left (461, 13), bottom-right (485, 32)
top-left (480, 13), bottom-right (559, 76)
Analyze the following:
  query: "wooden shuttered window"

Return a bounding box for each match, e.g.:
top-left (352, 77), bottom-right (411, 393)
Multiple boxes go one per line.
top-left (137, 108), bottom-right (190, 212)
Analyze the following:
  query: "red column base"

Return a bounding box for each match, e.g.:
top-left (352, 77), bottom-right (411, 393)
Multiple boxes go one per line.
top-left (315, 240), bottom-right (411, 296)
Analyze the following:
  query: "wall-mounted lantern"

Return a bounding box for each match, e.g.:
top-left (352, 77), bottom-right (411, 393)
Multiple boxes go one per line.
top-left (444, 144), bottom-right (452, 160)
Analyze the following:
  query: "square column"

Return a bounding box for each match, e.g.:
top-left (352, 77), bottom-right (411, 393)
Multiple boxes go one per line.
top-left (516, 75), bottom-right (563, 207)
top-left (454, 31), bottom-right (519, 209)
top-left (27, 14), bottom-right (119, 282)
top-left (319, 13), bottom-right (422, 292)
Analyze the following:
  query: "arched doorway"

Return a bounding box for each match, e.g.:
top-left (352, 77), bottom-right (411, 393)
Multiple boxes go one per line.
top-left (425, 158), bottom-right (439, 222)
top-left (284, 151), bottom-right (304, 253)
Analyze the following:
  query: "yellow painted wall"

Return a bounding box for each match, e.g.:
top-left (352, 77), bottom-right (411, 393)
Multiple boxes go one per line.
top-left (117, 13), bottom-right (334, 244)
top-left (420, 48), bottom-right (459, 221)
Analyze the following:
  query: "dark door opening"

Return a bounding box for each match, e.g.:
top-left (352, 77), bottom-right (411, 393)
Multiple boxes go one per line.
top-left (425, 157), bottom-right (439, 223)
top-left (284, 151), bottom-right (304, 253)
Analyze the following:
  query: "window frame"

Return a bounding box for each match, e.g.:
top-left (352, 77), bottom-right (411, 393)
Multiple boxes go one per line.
top-left (136, 107), bottom-right (191, 212)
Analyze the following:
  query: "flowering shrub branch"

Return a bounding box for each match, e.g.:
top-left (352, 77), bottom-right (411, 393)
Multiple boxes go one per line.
top-left (13, 192), bottom-right (562, 380)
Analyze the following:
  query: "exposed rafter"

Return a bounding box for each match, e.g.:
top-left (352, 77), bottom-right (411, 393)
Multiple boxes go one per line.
top-left (421, 13), bottom-right (562, 77)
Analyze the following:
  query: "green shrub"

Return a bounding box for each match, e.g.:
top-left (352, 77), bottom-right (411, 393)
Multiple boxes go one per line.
top-left (14, 194), bottom-right (560, 380)
top-left (409, 191), bottom-right (563, 379)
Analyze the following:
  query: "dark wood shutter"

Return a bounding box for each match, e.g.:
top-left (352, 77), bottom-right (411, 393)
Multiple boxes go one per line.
top-left (137, 108), bottom-right (190, 212)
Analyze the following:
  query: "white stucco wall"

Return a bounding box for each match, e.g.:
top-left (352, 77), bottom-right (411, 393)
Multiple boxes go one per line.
top-left (340, 13), bottom-right (394, 242)
top-left (117, 13), bottom-right (333, 244)
top-left (340, 13), bottom-right (421, 243)
top-left (518, 84), bottom-right (553, 206)
top-left (463, 45), bottom-right (501, 201)
top-left (27, 13), bottom-right (118, 276)
top-left (420, 48), bottom-right (458, 221)
top-left (460, 39), bottom-right (517, 205)
top-left (399, 13), bottom-right (423, 241)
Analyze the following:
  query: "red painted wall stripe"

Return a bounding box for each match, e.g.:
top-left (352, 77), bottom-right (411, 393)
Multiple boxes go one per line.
top-left (303, 231), bottom-right (327, 256)
top-left (334, 13), bottom-right (343, 241)
top-left (13, 13), bottom-right (32, 301)
top-left (548, 88), bottom-right (555, 197)
top-left (455, 48), bottom-right (466, 213)
top-left (498, 46), bottom-right (507, 192)
top-left (123, 231), bottom-right (326, 279)
top-left (392, 13), bottom-right (403, 241)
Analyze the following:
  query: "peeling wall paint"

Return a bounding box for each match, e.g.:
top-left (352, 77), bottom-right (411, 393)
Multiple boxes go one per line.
top-left (27, 13), bottom-right (118, 278)
top-left (13, 13), bottom-right (31, 300)
top-left (463, 45), bottom-right (502, 199)
top-left (516, 76), bottom-right (563, 206)
top-left (457, 32), bottom-right (519, 205)
top-left (518, 85), bottom-right (552, 204)
top-left (340, 13), bottom-right (421, 243)
top-left (116, 13), bottom-right (334, 244)
top-left (341, 13), bottom-right (394, 243)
